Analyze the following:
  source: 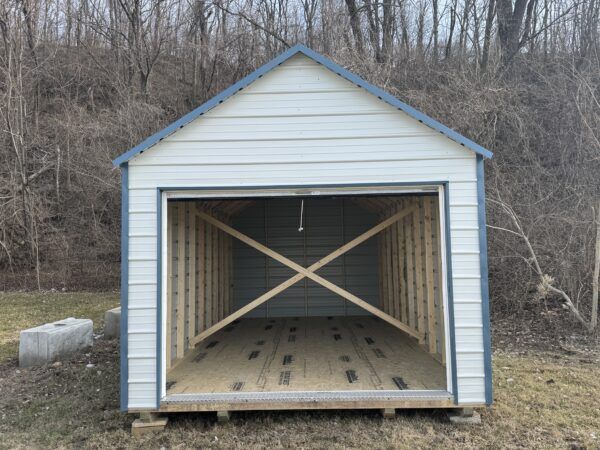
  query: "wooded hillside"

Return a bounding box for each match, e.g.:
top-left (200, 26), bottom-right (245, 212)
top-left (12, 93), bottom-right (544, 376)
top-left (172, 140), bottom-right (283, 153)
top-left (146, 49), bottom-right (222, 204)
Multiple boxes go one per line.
top-left (1, 0), bottom-right (598, 330)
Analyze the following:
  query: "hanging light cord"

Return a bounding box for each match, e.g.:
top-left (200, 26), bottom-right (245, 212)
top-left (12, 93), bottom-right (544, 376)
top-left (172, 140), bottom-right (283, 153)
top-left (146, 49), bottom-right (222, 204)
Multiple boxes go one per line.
top-left (298, 199), bottom-right (304, 232)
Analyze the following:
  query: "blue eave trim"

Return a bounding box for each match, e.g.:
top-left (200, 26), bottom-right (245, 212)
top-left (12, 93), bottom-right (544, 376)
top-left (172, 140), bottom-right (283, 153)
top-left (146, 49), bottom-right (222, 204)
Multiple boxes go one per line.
top-left (119, 163), bottom-right (129, 411)
top-left (112, 44), bottom-right (492, 167)
top-left (477, 155), bottom-right (493, 405)
top-left (298, 46), bottom-right (493, 159)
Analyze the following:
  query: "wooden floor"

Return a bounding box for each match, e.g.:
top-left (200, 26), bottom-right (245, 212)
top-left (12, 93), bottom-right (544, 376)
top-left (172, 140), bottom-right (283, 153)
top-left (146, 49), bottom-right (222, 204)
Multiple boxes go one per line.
top-left (166, 316), bottom-right (446, 395)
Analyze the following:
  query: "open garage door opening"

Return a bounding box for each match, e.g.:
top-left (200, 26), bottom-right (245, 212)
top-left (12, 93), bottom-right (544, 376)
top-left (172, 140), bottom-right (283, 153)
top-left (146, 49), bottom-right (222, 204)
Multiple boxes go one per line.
top-left (161, 191), bottom-right (450, 403)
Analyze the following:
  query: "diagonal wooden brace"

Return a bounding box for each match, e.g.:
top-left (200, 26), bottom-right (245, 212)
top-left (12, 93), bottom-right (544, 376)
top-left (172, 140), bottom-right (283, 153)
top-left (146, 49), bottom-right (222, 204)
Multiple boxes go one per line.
top-left (189, 205), bottom-right (423, 346)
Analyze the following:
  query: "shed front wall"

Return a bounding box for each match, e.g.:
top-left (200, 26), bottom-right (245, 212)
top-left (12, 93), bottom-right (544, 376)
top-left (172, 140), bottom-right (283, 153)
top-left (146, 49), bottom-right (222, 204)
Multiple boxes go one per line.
top-left (125, 54), bottom-right (486, 409)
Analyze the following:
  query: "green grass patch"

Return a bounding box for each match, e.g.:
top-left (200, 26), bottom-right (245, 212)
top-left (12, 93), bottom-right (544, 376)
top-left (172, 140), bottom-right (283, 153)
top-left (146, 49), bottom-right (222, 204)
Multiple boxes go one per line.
top-left (0, 292), bottom-right (119, 363)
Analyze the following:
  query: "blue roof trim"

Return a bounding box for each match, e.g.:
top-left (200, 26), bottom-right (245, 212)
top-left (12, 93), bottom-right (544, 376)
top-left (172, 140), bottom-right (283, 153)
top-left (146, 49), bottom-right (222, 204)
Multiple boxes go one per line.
top-left (297, 46), bottom-right (493, 159)
top-left (113, 43), bottom-right (492, 167)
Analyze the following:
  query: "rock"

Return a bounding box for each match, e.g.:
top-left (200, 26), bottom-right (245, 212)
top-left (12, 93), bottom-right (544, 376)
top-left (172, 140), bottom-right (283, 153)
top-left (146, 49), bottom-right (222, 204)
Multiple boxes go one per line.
top-left (447, 409), bottom-right (482, 425)
top-left (103, 307), bottom-right (121, 339)
top-left (19, 318), bottom-right (93, 367)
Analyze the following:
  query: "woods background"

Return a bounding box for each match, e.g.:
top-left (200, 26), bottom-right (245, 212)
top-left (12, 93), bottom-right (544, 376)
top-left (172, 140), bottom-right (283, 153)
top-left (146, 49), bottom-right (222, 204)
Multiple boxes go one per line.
top-left (0, 0), bottom-right (598, 332)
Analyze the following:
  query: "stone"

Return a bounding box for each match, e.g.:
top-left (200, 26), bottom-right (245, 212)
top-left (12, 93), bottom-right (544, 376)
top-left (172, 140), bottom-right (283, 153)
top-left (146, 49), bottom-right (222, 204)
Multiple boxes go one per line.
top-left (381, 408), bottom-right (396, 419)
top-left (447, 408), bottom-right (482, 425)
top-left (217, 410), bottom-right (230, 423)
top-left (103, 307), bottom-right (121, 339)
top-left (19, 318), bottom-right (93, 367)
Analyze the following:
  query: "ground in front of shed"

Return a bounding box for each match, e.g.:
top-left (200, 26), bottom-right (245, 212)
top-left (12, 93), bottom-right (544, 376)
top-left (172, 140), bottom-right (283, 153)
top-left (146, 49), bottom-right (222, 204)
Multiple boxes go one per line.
top-left (1, 292), bottom-right (599, 448)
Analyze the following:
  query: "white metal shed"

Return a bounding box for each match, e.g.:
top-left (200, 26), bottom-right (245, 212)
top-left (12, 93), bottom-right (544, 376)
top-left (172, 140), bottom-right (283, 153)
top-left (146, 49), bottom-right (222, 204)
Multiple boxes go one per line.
top-left (114, 44), bottom-right (493, 416)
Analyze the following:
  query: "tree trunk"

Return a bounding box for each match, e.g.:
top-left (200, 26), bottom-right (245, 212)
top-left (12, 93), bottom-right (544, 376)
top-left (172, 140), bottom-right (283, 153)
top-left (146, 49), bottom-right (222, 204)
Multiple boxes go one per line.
top-left (344, 0), bottom-right (364, 54)
top-left (481, 0), bottom-right (496, 69)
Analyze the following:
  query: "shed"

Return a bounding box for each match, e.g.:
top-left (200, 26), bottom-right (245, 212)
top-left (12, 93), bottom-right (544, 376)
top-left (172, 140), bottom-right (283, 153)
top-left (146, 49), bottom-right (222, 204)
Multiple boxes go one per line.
top-left (114, 44), bottom-right (493, 416)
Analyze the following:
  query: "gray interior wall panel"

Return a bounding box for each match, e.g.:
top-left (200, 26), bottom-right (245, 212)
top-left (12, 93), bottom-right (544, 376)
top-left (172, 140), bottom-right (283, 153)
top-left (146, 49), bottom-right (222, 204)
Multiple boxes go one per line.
top-left (233, 198), bottom-right (379, 317)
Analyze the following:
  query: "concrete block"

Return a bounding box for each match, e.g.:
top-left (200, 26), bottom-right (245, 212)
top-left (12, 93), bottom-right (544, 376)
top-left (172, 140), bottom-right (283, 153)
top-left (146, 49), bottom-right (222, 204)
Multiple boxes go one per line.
top-left (19, 318), bottom-right (93, 367)
top-left (103, 307), bottom-right (121, 339)
top-left (217, 410), bottom-right (231, 423)
top-left (381, 408), bottom-right (396, 419)
top-left (447, 409), bottom-right (482, 425)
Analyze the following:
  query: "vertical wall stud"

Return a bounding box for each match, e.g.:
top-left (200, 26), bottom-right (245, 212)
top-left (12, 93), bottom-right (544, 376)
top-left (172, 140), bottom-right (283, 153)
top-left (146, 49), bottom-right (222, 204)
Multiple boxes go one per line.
top-left (188, 206), bottom-right (196, 346)
top-left (166, 204), bottom-right (174, 369)
top-left (405, 203), bottom-right (416, 330)
top-left (424, 196), bottom-right (437, 354)
top-left (414, 202), bottom-right (425, 343)
top-left (391, 207), bottom-right (400, 321)
top-left (205, 221), bottom-right (213, 328)
top-left (198, 212), bottom-right (205, 333)
top-left (176, 204), bottom-right (186, 359)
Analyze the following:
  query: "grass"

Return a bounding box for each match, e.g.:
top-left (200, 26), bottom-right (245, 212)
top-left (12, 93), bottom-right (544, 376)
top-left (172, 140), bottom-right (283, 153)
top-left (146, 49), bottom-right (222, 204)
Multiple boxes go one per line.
top-left (0, 292), bottom-right (599, 449)
top-left (0, 292), bottom-right (119, 362)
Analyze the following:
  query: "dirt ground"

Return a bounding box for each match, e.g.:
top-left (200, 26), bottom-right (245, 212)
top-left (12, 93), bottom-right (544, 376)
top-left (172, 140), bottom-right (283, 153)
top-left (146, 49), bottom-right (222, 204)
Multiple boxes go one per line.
top-left (0, 292), bottom-right (599, 449)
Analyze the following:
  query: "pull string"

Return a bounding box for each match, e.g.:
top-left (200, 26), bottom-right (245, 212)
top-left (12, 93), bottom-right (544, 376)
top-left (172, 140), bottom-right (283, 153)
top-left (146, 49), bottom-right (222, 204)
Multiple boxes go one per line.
top-left (298, 199), bottom-right (304, 232)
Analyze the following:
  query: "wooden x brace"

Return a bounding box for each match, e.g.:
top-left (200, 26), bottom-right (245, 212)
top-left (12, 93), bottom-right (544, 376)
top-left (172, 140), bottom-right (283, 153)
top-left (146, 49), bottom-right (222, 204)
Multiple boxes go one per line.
top-left (189, 205), bottom-right (424, 346)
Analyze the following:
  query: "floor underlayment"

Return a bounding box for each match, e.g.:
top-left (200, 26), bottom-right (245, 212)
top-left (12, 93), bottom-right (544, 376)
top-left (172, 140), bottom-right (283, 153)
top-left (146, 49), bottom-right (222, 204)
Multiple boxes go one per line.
top-left (166, 316), bottom-right (446, 394)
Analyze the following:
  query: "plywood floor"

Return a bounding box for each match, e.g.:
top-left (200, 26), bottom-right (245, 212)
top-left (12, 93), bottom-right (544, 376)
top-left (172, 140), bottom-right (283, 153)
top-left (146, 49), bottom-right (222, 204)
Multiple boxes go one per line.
top-left (166, 316), bottom-right (446, 395)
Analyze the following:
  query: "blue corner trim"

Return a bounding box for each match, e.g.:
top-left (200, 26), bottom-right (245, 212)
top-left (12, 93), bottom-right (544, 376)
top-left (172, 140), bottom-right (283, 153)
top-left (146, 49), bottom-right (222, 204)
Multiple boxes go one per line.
top-left (156, 189), bottom-right (163, 409)
top-left (112, 44), bottom-right (492, 167)
top-left (119, 163), bottom-right (129, 411)
top-left (442, 183), bottom-right (459, 404)
top-left (477, 155), bottom-right (493, 405)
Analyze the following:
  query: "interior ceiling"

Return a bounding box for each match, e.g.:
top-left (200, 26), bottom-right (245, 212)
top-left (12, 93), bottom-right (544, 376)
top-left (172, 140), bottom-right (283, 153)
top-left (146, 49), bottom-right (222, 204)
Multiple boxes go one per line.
top-left (194, 196), bottom-right (418, 219)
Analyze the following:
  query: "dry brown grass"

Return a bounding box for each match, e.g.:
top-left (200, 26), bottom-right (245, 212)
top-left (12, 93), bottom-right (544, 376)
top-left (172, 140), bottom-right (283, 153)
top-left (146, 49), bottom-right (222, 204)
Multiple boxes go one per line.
top-left (0, 293), bottom-right (599, 449)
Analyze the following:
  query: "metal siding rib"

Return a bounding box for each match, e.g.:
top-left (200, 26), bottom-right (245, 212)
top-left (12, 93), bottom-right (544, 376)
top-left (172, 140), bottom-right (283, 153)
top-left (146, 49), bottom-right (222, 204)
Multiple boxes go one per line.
top-left (476, 156), bottom-right (493, 405)
top-left (120, 164), bottom-right (129, 411)
top-left (113, 44), bottom-right (492, 167)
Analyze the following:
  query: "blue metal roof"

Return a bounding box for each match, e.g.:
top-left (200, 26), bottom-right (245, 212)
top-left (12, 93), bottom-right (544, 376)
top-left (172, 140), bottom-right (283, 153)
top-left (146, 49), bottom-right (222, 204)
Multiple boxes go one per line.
top-left (113, 44), bottom-right (492, 167)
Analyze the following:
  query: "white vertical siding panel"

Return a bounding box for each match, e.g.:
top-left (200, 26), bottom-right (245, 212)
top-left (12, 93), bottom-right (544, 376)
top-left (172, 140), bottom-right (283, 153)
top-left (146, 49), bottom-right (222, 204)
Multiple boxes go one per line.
top-left (126, 53), bottom-right (487, 406)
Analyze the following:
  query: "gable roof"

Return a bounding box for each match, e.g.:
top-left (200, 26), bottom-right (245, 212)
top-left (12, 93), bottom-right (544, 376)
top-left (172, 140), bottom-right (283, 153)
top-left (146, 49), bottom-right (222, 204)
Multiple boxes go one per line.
top-left (113, 44), bottom-right (492, 167)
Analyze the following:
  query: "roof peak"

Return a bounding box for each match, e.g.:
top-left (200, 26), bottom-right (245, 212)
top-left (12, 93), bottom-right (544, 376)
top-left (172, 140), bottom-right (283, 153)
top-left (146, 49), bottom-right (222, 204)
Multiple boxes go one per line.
top-left (113, 44), bottom-right (491, 167)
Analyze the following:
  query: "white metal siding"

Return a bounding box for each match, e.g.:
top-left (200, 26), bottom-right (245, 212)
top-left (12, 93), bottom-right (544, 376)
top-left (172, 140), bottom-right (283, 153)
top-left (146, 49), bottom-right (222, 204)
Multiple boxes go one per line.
top-left (126, 54), bottom-right (486, 408)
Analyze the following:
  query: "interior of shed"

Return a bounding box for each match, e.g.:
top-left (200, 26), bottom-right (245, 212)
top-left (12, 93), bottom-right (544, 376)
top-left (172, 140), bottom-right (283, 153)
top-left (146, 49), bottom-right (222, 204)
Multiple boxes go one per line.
top-left (163, 194), bottom-right (447, 396)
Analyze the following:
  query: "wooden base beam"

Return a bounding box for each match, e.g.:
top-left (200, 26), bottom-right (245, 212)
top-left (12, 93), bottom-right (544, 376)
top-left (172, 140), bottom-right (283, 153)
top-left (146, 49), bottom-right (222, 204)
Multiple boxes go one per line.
top-left (131, 413), bottom-right (168, 436)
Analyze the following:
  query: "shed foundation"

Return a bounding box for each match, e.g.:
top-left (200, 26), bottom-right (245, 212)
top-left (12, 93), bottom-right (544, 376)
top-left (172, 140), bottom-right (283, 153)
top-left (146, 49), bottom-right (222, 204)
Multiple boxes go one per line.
top-left (19, 318), bottom-right (93, 367)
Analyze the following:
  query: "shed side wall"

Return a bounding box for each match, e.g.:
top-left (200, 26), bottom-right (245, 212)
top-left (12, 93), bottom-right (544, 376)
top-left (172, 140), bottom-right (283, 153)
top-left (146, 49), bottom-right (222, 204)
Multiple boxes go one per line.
top-left (125, 54), bottom-right (486, 408)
